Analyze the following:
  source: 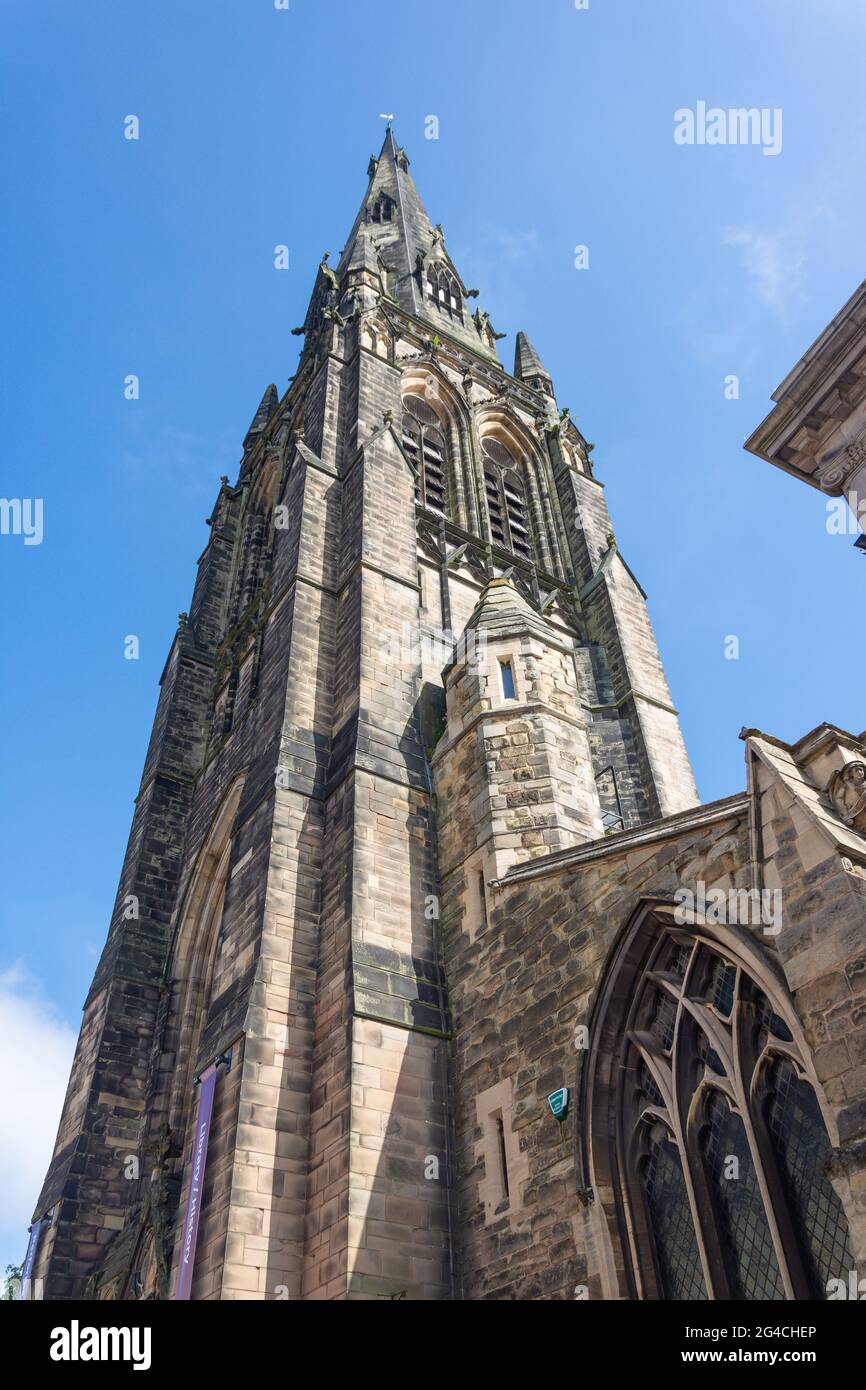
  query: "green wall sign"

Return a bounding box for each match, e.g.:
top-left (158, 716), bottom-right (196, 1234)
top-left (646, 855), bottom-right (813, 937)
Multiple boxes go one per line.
top-left (548, 1087), bottom-right (570, 1122)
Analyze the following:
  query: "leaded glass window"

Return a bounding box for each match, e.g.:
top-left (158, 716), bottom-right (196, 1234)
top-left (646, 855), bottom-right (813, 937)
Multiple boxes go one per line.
top-left (701, 1091), bottom-right (785, 1300)
top-left (617, 924), bottom-right (853, 1301)
top-left (642, 1128), bottom-right (707, 1301)
top-left (766, 1059), bottom-right (854, 1298)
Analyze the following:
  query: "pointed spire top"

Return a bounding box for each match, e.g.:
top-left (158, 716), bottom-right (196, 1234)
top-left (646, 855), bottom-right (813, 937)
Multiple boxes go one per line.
top-left (466, 576), bottom-right (553, 641)
top-left (337, 130), bottom-right (501, 362)
top-left (468, 576), bottom-right (536, 624)
top-left (243, 383), bottom-right (279, 453)
top-left (378, 123), bottom-right (409, 170)
top-left (514, 332), bottom-right (553, 392)
top-left (442, 576), bottom-right (557, 679)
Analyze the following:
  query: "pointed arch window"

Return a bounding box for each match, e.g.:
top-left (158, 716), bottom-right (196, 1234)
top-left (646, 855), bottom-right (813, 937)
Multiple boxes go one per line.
top-left (369, 195), bottom-right (394, 225)
top-left (165, 781), bottom-right (244, 1146)
top-left (425, 262), bottom-right (462, 320)
top-left (481, 438), bottom-right (533, 563)
top-left (402, 395), bottom-right (450, 517)
top-left (641, 1115), bottom-right (706, 1300)
top-left (609, 919), bottom-right (854, 1301)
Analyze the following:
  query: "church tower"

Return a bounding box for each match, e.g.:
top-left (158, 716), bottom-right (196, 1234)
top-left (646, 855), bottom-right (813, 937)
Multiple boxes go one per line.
top-left (29, 130), bottom-right (697, 1301)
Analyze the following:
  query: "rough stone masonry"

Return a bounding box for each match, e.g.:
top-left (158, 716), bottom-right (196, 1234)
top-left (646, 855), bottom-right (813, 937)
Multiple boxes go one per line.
top-left (29, 134), bottom-right (866, 1302)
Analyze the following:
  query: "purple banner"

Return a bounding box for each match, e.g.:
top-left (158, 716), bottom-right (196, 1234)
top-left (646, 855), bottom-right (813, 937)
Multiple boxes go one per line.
top-left (175, 1064), bottom-right (218, 1300)
top-left (19, 1216), bottom-right (44, 1299)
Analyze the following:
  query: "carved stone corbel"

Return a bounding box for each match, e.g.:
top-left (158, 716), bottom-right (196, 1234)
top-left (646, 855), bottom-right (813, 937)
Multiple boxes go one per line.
top-left (818, 434), bottom-right (866, 495)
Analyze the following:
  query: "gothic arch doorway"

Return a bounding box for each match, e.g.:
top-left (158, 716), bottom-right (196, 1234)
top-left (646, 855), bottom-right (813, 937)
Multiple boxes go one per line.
top-left (579, 899), bottom-right (854, 1301)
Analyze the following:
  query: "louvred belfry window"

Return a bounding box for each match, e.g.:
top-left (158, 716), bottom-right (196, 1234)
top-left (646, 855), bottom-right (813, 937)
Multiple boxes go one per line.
top-left (425, 262), bottom-right (462, 319)
top-left (401, 395), bottom-right (449, 517)
top-left (482, 438), bottom-right (533, 563)
top-left (618, 923), bottom-right (854, 1301)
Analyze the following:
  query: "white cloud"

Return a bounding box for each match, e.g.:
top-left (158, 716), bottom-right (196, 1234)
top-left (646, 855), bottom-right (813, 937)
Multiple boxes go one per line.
top-left (679, 201), bottom-right (839, 363)
top-left (492, 228), bottom-right (539, 261)
top-left (721, 226), bottom-right (807, 316)
top-left (0, 966), bottom-right (76, 1269)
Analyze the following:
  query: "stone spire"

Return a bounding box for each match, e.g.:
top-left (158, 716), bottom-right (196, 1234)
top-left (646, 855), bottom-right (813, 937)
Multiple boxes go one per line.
top-left (242, 382), bottom-right (279, 453)
top-left (514, 331), bottom-right (554, 395)
top-left (337, 129), bottom-right (498, 361)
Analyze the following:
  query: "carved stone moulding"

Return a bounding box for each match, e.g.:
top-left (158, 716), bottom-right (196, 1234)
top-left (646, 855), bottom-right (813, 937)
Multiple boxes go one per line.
top-left (817, 431), bottom-right (866, 495)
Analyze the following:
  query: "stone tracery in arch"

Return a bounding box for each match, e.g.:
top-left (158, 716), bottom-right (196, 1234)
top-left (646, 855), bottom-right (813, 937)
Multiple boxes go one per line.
top-left (580, 900), bottom-right (854, 1301)
top-left (425, 262), bottom-right (462, 320)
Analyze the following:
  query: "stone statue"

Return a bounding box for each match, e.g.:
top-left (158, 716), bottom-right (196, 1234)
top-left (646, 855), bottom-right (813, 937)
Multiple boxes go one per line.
top-left (827, 762), bottom-right (866, 829)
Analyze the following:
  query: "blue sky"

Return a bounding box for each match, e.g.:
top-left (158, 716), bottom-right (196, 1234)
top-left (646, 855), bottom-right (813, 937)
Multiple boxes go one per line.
top-left (1, 0), bottom-right (865, 1275)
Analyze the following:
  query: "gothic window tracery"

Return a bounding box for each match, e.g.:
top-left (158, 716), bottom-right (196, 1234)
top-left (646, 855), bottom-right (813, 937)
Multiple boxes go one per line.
top-left (369, 195), bottom-right (394, 225)
top-left (402, 394), bottom-right (450, 517)
top-left (481, 438), bottom-right (533, 563)
top-left (617, 924), bottom-right (853, 1301)
top-left (425, 262), bottom-right (462, 319)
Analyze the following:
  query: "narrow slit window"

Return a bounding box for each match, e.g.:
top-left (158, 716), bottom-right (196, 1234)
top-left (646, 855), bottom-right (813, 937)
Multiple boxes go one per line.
top-left (478, 870), bottom-right (488, 931)
top-left (500, 659), bottom-right (517, 701)
top-left (495, 1115), bottom-right (510, 1204)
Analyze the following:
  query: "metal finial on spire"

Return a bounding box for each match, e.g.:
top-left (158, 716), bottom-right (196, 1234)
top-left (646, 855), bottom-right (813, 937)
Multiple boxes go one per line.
top-left (379, 113), bottom-right (394, 130)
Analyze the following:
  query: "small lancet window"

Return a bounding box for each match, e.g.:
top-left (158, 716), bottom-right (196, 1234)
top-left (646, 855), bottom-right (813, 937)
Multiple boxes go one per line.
top-left (495, 1115), bottom-right (510, 1205)
top-left (401, 394), bottom-right (450, 517)
top-left (478, 870), bottom-right (488, 931)
top-left (500, 659), bottom-right (517, 701)
top-left (482, 438), bottom-right (533, 563)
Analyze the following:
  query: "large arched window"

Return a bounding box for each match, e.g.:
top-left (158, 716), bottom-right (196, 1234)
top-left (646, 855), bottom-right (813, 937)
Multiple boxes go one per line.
top-left (402, 394), bottom-right (449, 517)
top-left (611, 917), bottom-right (853, 1301)
top-left (165, 781), bottom-right (244, 1142)
top-left (425, 262), bottom-right (462, 320)
top-left (482, 438), bottom-right (533, 563)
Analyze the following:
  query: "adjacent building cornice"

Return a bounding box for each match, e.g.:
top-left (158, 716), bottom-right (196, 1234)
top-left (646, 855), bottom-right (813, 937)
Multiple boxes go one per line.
top-left (745, 277), bottom-right (866, 492)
